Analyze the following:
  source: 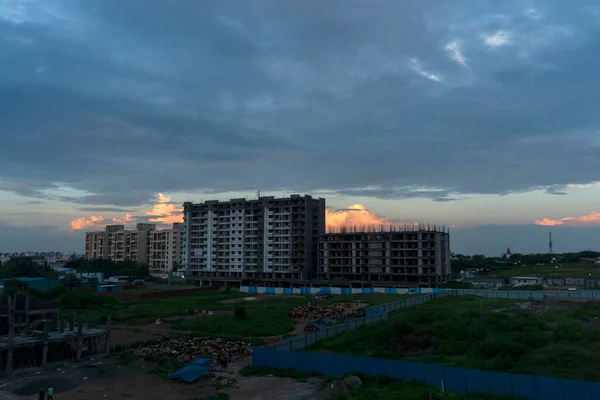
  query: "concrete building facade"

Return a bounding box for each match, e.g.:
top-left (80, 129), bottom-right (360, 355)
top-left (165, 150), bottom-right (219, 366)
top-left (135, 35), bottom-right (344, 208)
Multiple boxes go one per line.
top-left (317, 229), bottom-right (451, 287)
top-left (183, 195), bottom-right (326, 282)
top-left (85, 223), bottom-right (184, 279)
top-left (84, 231), bottom-right (108, 260)
top-left (148, 223), bottom-right (184, 279)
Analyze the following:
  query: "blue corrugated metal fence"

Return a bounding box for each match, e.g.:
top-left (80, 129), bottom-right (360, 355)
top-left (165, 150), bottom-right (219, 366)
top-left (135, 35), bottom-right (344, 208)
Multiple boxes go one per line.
top-left (252, 348), bottom-right (598, 400)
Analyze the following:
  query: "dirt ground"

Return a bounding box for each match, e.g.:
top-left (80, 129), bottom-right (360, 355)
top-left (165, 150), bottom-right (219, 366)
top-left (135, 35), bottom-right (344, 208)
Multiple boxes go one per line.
top-left (109, 310), bottom-right (235, 348)
top-left (226, 357), bottom-right (329, 400)
top-left (0, 356), bottom-right (331, 400)
top-left (110, 324), bottom-right (173, 348)
top-left (0, 358), bottom-right (218, 400)
top-left (0, 297), bottom-right (368, 400)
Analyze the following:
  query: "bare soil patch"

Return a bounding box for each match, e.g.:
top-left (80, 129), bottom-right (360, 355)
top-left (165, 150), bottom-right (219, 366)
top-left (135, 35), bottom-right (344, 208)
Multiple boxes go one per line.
top-left (1, 356), bottom-right (331, 400)
top-left (110, 324), bottom-right (173, 347)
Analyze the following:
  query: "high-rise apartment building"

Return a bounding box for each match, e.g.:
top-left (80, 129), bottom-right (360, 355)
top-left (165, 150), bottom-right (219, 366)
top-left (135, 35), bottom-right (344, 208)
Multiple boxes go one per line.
top-left (317, 229), bottom-right (451, 287)
top-left (85, 231), bottom-right (108, 259)
top-left (85, 223), bottom-right (154, 264)
top-left (182, 195), bottom-right (326, 282)
top-left (85, 223), bottom-right (184, 279)
top-left (148, 223), bottom-right (184, 279)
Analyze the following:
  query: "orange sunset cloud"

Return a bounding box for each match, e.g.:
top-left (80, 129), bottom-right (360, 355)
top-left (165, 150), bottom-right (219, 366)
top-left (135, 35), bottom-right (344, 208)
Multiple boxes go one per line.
top-left (70, 193), bottom-right (182, 231)
top-left (70, 216), bottom-right (105, 230)
top-left (534, 212), bottom-right (600, 226)
top-left (112, 213), bottom-right (135, 225)
top-left (326, 204), bottom-right (393, 231)
top-left (145, 193), bottom-right (183, 224)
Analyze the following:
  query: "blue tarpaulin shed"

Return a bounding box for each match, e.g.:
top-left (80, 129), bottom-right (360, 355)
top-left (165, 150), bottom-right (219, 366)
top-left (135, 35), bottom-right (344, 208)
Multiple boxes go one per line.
top-left (169, 358), bottom-right (212, 383)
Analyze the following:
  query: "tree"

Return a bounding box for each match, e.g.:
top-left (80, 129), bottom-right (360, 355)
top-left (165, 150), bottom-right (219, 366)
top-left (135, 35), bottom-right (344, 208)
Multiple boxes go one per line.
top-left (44, 270), bottom-right (59, 279)
top-left (64, 259), bottom-right (85, 270)
top-left (77, 259), bottom-right (149, 279)
top-left (0, 257), bottom-right (44, 279)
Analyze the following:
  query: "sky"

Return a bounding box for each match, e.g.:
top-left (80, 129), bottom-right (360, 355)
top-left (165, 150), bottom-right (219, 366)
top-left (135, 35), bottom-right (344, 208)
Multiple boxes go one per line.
top-left (2, 0), bottom-right (600, 255)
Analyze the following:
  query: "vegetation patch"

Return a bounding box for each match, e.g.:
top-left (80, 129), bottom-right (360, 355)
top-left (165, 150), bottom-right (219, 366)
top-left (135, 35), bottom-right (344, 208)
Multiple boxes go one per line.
top-left (329, 374), bottom-right (526, 400)
top-left (308, 296), bottom-right (600, 381)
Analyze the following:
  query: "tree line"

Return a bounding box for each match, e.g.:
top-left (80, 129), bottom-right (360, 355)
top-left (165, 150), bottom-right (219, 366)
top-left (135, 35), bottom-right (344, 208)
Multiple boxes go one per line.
top-left (0, 257), bottom-right (149, 280)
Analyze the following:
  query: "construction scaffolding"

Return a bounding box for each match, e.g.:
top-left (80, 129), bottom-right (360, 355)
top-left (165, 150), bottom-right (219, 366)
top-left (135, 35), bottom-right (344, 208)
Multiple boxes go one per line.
top-left (0, 294), bottom-right (110, 377)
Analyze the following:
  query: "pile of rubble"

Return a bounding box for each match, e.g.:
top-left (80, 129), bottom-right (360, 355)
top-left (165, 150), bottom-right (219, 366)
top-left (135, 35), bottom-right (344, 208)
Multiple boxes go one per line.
top-left (136, 336), bottom-right (251, 369)
top-left (288, 303), bottom-right (355, 319)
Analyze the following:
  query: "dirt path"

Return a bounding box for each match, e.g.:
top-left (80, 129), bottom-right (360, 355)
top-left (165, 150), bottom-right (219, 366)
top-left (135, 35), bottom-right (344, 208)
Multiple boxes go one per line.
top-left (217, 357), bottom-right (329, 400)
top-left (0, 356), bottom-right (332, 400)
top-left (0, 357), bottom-right (217, 400)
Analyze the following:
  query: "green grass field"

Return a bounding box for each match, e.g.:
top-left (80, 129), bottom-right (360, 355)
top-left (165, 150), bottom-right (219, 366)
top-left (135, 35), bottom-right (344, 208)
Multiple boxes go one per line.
top-left (492, 264), bottom-right (600, 278)
top-left (308, 296), bottom-right (600, 381)
top-left (171, 293), bottom-right (411, 338)
top-left (64, 289), bottom-right (411, 340)
top-left (328, 375), bottom-right (525, 400)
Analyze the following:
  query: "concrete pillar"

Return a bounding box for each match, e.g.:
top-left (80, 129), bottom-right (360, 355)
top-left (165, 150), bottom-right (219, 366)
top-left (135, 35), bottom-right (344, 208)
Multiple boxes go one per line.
top-left (6, 315), bottom-right (14, 377)
top-left (42, 321), bottom-right (49, 366)
top-left (76, 315), bottom-right (83, 360)
top-left (16, 317), bottom-right (21, 336)
top-left (6, 348), bottom-right (13, 377)
top-left (52, 313), bottom-right (58, 331)
top-left (69, 312), bottom-right (75, 332)
top-left (43, 320), bottom-right (49, 340)
top-left (78, 315), bottom-right (83, 335)
top-left (104, 315), bottom-right (111, 354)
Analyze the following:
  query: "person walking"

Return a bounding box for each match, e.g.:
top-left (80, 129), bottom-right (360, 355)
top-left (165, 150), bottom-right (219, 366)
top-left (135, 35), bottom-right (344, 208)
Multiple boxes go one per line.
top-left (38, 388), bottom-right (45, 400)
top-left (46, 385), bottom-right (54, 400)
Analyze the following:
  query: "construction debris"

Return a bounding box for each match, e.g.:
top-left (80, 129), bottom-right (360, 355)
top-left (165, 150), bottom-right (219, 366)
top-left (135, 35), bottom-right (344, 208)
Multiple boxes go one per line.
top-left (288, 303), bottom-right (355, 319)
top-left (136, 337), bottom-right (251, 369)
top-left (304, 317), bottom-right (336, 332)
top-left (304, 324), bottom-right (320, 332)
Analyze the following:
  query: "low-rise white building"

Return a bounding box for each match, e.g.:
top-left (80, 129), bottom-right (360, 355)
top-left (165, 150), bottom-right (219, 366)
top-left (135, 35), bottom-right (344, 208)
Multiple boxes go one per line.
top-left (510, 276), bottom-right (544, 286)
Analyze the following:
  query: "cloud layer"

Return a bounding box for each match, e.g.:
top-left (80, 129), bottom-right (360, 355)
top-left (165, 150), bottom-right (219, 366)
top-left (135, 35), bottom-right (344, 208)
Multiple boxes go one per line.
top-left (535, 212), bottom-right (600, 226)
top-left (70, 193), bottom-right (182, 230)
top-left (1, 0), bottom-right (600, 206)
top-left (326, 204), bottom-right (392, 231)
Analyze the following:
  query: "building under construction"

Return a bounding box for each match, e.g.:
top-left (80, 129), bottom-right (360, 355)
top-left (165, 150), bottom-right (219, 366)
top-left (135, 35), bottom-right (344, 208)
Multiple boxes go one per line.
top-left (0, 294), bottom-right (110, 376)
top-left (316, 227), bottom-right (451, 287)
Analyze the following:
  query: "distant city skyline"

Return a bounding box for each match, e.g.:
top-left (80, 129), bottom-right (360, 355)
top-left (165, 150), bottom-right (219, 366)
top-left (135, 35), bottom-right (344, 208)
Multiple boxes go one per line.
top-left (2, 190), bottom-right (600, 256)
top-left (2, 1), bottom-right (600, 255)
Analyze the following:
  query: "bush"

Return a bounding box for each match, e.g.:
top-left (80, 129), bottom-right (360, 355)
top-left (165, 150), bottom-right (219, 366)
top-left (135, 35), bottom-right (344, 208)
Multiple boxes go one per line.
top-left (40, 286), bottom-right (67, 301)
top-left (59, 291), bottom-right (115, 310)
top-left (234, 306), bottom-right (247, 319)
top-left (26, 288), bottom-right (43, 299)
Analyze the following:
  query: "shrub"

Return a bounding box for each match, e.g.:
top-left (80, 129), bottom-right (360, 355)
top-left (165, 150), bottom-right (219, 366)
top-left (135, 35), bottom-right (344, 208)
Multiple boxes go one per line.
top-left (40, 286), bottom-right (67, 301)
top-left (59, 291), bottom-right (115, 310)
top-left (234, 306), bottom-right (247, 319)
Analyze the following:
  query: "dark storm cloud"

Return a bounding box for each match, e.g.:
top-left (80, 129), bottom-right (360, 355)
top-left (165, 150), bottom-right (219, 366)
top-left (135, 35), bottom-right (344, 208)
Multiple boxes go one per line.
top-left (77, 207), bottom-right (132, 213)
top-left (1, 0), bottom-right (600, 205)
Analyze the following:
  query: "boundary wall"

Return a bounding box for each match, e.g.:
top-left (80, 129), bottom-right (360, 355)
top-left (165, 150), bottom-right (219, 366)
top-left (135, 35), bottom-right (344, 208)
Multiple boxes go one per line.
top-left (253, 347), bottom-right (599, 400)
top-left (255, 289), bottom-right (600, 399)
